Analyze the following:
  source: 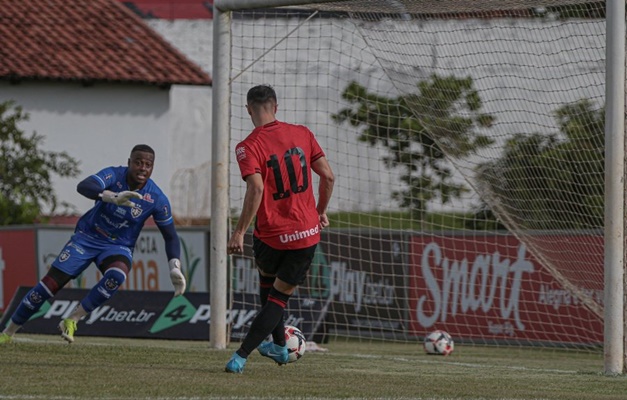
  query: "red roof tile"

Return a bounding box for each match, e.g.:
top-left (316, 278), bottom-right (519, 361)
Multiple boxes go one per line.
top-left (0, 0), bottom-right (211, 86)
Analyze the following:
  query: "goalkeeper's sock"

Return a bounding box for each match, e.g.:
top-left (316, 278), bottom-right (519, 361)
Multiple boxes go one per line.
top-left (66, 303), bottom-right (88, 322)
top-left (3, 320), bottom-right (21, 336)
top-left (80, 268), bottom-right (126, 312)
top-left (11, 281), bottom-right (54, 325)
top-left (258, 274), bottom-right (285, 346)
top-left (238, 287), bottom-right (291, 357)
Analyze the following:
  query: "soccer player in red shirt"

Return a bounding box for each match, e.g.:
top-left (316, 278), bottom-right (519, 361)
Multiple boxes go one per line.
top-left (225, 85), bottom-right (335, 373)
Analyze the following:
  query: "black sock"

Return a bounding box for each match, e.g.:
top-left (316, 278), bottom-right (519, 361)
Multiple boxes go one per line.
top-left (259, 274), bottom-right (274, 306)
top-left (239, 288), bottom-right (290, 356)
top-left (258, 275), bottom-right (286, 346)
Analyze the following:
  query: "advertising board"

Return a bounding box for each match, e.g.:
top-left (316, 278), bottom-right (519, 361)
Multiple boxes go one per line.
top-left (36, 228), bottom-right (208, 292)
top-left (1, 287), bottom-right (323, 341)
top-left (408, 234), bottom-right (603, 345)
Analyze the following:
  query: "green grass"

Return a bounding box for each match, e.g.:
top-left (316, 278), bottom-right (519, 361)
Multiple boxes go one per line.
top-left (2, 334), bottom-right (627, 399)
top-left (231, 211), bottom-right (477, 231)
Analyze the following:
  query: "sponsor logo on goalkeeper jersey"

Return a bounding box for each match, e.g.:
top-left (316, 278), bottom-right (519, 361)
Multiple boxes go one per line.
top-left (279, 224), bottom-right (319, 244)
top-left (101, 214), bottom-right (130, 230)
top-left (143, 193), bottom-right (154, 203)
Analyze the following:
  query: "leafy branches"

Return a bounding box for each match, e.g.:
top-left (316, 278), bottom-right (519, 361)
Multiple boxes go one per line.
top-left (476, 99), bottom-right (604, 230)
top-left (332, 75), bottom-right (494, 220)
top-left (0, 100), bottom-right (80, 225)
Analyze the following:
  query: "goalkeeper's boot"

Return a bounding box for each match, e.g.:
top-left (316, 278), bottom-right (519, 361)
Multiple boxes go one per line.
top-left (58, 319), bottom-right (77, 343)
top-left (257, 341), bottom-right (289, 365)
top-left (225, 352), bottom-right (247, 374)
top-left (0, 333), bottom-right (13, 344)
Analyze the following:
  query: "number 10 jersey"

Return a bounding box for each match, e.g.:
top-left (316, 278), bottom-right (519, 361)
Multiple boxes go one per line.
top-left (235, 120), bottom-right (326, 250)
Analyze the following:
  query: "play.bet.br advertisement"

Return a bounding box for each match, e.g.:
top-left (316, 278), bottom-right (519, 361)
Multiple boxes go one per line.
top-left (408, 233), bottom-right (603, 345)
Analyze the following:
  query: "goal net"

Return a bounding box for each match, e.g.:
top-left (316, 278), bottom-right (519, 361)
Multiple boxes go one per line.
top-left (222, 0), bottom-right (609, 350)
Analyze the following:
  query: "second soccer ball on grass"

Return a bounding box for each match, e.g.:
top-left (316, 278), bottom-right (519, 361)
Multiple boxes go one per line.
top-left (423, 330), bottom-right (454, 356)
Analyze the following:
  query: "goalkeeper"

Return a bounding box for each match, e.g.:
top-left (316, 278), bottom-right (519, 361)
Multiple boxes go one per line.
top-left (0, 144), bottom-right (186, 344)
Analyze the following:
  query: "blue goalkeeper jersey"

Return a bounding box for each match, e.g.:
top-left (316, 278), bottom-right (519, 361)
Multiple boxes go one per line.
top-left (74, 166), bottom-right (174, 248)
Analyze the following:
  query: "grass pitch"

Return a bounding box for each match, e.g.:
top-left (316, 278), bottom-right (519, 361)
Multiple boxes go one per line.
top-left (1, 334), bottom-right (626, 400)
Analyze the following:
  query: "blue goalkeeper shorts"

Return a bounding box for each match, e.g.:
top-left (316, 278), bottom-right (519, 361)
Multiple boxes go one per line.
top-left (51, 232), bottom-right (133, 278)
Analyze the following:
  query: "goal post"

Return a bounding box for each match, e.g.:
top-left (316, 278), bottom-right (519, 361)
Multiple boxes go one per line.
top-left (209, 3), bottom-right (231, 349)
top-left (211, 0), bottom-right (626, 374)
top-left (603, 0), bottom-right (624, 375)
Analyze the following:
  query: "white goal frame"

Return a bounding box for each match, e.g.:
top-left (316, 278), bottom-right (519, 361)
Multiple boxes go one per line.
top-left (210, 0), bottom-right (626, 375)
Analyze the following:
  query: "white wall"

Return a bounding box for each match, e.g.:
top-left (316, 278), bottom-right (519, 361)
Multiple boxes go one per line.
top-left (0, 82), bottom-right (172, 214)
top-left (147, 17), bottom-right (605, 215)
top-left (0, 17), bottom-right (605, 219)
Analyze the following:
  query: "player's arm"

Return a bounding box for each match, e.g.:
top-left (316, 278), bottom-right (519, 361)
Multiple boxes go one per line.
top-left (77, 173), bottom-right (141, 207)
top-left (311, 156), bottom-right (335, 228)
top-left (77, 176), bottom-right (104, 200)
top-left (158, 222), bottom-right (181, 261)
top-left (227, 173), bottom-right (264, 254)
top-left (157, 222), bottom-right (186, 296)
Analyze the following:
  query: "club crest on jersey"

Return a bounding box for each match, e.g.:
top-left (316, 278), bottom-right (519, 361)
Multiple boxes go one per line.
top-left (116, 181), bottom-right (123, 189)
top-left (105, 278), bottom-right (120, 291)
top-left (28, 291), bottom-right (44, 305)
top-left (131, 205), bottom-right (143, 218)
top-left (59, 250), bottom-right (71, 262)
top-left (236, 146), bottom-right (246, 161)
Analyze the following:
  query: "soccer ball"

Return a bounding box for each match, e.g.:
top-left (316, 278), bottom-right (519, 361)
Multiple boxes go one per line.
top-left (423, 330), bottom-right (454, 356)
top-left (284, 325), bottom-right (307, 362)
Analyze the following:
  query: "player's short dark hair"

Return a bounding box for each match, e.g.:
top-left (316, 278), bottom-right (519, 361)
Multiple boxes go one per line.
top-left (131, 144), bottom-right (155, 156)
top-left (247, 85), bottom-right (277, 106)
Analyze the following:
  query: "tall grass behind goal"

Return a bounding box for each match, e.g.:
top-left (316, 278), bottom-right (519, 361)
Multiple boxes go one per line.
top-left (215, 0), bottom-right (620, 361)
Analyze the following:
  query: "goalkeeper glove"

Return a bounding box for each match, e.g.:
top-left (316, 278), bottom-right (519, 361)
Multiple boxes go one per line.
top-left (100, 190), bottom-right (143, 207)
top-left (169, 258), bottom-right (187, 296)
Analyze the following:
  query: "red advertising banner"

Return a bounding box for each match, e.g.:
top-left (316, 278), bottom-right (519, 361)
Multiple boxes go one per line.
top-left (0, 229), bottom-right (38, 311)
top-left (408, 234), bottom-right (603, 345)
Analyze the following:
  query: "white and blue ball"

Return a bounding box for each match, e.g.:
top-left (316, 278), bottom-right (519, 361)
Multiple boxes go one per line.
top-left (284, 325), bottom-right (307, 362)
top-left (423, 330), bottom-right (454, 356)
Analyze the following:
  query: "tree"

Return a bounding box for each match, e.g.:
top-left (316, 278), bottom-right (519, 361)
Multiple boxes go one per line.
top-left (0, 100), bottom-right (80, 225)
top-left (332, 75), bottom-right (494, 220)
top-left (476, 99), bottom-right (604, 230)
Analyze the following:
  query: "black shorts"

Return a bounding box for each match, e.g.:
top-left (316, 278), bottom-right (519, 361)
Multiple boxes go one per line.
top-left (252, 236), bottom-right (317, 286)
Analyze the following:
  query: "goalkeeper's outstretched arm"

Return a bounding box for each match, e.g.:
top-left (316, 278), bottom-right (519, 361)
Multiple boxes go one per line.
top-left (158, 222), bottom-right (186, 296)
top-left (77, 175), bottom-right (142, 207)
top-left (77, 176), bottom-right (103, 200)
